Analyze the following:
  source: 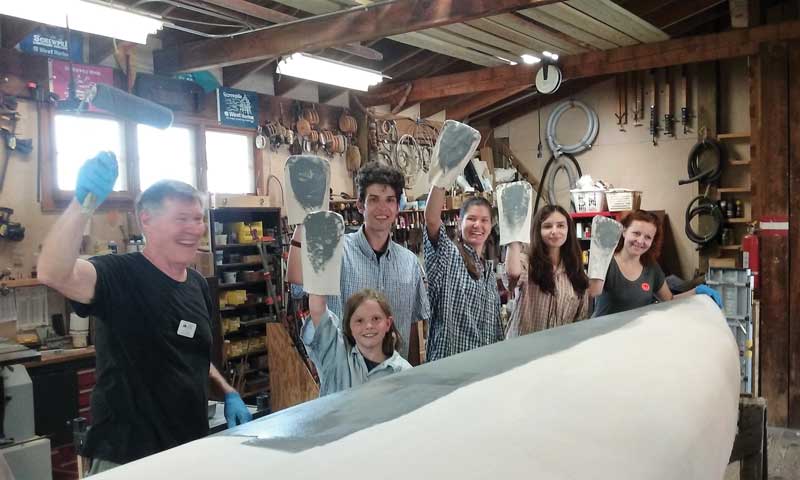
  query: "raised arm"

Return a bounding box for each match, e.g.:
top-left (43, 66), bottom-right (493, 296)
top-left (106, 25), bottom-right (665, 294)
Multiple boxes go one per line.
top-left (506, 242), bottom-right (523, 291)
top-left (38, 153), bottom-right (118, 304)
top-left (308, 294), bottom-right (327, 328)
top-left (425, 185), bottom-right (446, 242)
top-left (286, 225), bottom-right (304, 285)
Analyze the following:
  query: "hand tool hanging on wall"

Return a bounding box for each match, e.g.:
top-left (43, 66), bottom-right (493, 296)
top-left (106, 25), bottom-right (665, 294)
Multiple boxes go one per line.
top-left (681, 66), bottom-right (692, 134)
top-left (649, 70), bottom-right (659, 145)
top-left (615, 74), bottom-right (628, 131)
top-left (663, 69), bottom-right (675, 137)
top-left (536, 98), bottom-right (543, 160)
top-left (632, 71), bottom-right (643, 126)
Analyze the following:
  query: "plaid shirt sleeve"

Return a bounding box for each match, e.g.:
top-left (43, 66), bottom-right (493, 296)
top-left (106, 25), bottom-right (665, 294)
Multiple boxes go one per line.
top-left (423, 224), bottom-right (457, 289)
top-left (413, 261), bottom-right (431, 321)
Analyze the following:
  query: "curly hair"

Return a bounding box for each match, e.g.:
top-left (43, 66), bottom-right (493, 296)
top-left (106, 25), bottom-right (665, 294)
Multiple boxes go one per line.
top-left (355, 162), bottom-right (405, 203)
top-left (615, 209), bottom-right (663, 266)
top-left (528, 205), bottom-right (588, 296)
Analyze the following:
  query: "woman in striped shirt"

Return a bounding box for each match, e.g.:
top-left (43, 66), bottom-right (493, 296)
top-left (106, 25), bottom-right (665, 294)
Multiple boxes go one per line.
top-left (505, 205), bottom-right (590, 337)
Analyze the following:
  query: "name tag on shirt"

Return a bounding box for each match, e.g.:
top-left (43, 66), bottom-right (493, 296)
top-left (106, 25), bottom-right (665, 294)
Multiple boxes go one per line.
top-left (177, 320), bottom-right (197, 338)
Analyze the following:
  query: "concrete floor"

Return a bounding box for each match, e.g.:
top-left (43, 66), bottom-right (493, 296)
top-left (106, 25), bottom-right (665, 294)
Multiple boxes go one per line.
top-left (724, 428), bottom-right (800, 480)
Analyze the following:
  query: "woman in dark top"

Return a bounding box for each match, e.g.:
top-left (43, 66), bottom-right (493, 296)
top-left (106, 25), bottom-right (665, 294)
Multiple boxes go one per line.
top-left (589, 210), bottom-right (721, 316)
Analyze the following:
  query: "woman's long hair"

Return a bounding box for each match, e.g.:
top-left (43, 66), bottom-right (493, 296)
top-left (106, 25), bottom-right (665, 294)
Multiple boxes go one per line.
top-left (614, 209), bottom-right (662, 266)
top-left (527, 205), bottom-right (588, 296)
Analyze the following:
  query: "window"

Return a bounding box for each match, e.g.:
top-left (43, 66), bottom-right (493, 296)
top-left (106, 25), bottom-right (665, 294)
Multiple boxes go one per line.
top-left (137, 125), bottom-right (196, 190)
top-left (54, 114), bottom-right (126, 191)
top-left (205, 130), bottom-right (254, 194)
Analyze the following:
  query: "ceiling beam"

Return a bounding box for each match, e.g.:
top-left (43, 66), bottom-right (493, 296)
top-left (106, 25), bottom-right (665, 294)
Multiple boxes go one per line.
top-left (447, 86), bottom-right (532, 121)
top-left (485, 77), bottom-right (608, 127)
top-left (199, 0), bottom-right (382, 60)
top-left (153, 0), bottom-right (566, 73)
top-left (364, 19), bottom-right (800, 104)
top-left (644, 0), bottom-right (727, 30)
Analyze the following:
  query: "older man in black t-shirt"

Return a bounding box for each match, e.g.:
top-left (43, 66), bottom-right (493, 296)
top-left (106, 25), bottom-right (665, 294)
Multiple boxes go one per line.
top-left (38, 153), bottom-right (252, 475)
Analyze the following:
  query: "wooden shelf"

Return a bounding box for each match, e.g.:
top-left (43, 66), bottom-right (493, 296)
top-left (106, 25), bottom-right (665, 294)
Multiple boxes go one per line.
top-left (0, 279), bottom-right (42, 288)
top-left (720, 244), bottom-right (742, 250)
top-left (218, 279), bottom-right (267, 290)
top-left (717, 132), bottom-right (750, 140)
top-left (241, 386), bottom-right (270, 398)
top-left (728, 160), bottom-right (751, 166)
top-left (215, 243), bottom-right (264, 250)
top-left (218, 262), bottom-right (263, 269)
top-left (226, 348), bottom-right (267, 360)
top-left (220, 303), bottom-right (272, 312)
top-left (717, 187), bottom-right (751, 193)
top-left (725, 218), bottom-right (752, 224)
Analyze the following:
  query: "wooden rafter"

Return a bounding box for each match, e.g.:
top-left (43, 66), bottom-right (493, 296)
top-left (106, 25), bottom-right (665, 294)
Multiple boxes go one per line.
top-left (198, 0), bottom-right (382, 60)
top-left (364, 19), bottom-right (800, 105)
top-left (153, 0), bottom-right (566, 73)
top-left (446, 86), bottom-right (531, 121)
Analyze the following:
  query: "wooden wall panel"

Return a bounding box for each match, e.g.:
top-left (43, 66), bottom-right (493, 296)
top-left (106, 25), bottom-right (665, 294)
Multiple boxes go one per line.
top-left (789, 40), bottom-right (800, 428)
top-left (266, 322), bottom-right (319, 412)
top-left (754, 42), bottom-right (790, 426)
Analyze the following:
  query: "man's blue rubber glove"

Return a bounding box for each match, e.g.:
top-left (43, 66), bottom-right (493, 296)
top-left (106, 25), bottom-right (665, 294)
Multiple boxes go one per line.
top-left (224, 392), bottom-right (252, 428)
top-left (75, 151), bottom-right (118, 211)
top-left (696, 284), bottom-right (723, 309)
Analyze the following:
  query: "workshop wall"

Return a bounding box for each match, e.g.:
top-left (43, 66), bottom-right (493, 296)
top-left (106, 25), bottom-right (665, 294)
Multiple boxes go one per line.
top-left (495, 59), bottom-right (750, 279)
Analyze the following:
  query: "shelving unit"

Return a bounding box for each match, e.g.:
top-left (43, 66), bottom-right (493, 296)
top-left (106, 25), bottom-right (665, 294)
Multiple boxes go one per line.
top-left (570, 211), bottom-right (625, 268)
top-left (709, 132), bottom-right (753, 265)
top-left (209, 206), bottom-right (282, 401)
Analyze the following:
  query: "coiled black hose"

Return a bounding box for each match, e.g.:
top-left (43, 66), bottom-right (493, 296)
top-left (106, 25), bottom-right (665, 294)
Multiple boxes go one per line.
top-left (684, 195), bottom-right (724, 245)
top-left (533, 152), bottom-right (583, 213)
top-left (678, 139), bottom-right (725, 185)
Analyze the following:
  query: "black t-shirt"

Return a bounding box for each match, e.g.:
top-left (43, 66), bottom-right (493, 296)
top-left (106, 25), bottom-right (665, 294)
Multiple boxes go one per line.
top-left (592, 257), bottom-right (666, 317)
top-left (71, 253), bottom-right (213, 464)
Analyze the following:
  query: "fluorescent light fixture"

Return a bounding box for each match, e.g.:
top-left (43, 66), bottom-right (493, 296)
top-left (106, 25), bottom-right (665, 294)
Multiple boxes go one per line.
top-left (521, 54), bottom-right (541, 65)
top-left (1, 0), bottom-right (163, 44)
top-left (276, 53), bottom-right (385, 92)
top-left (542, 51), bottom-right (560, 61)
top-left (496, 56), bottom-right (517, 66)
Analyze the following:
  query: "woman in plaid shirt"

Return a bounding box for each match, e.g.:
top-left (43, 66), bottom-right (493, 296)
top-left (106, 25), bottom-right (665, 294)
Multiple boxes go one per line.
top-left (424, 186), bottom-right (504, 361)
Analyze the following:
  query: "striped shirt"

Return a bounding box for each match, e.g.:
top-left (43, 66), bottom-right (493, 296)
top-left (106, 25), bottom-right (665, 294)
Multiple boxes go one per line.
top-left (324, 226), bottom-right (430, 359)
top-left (424, 224), bottom-right (503, 361)
top-left (506, 253), bottom-right (589, 338)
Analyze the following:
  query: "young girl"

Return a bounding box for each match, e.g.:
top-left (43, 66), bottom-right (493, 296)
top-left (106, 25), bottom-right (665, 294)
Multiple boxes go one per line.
top-left (304, 288), bottom-right (411, 397)
top-left (589, 209), bottom-right (721, 316)
top-left (506, 205), bottom-right (589, 337)
top-left (424, 185), bottom-right (503, 361)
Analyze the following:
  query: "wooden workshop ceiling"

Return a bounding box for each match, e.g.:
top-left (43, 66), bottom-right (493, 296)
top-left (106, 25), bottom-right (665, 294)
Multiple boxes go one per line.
top-left (114, 0), bottom-right (734, 81)
top-left (1, 0), bottom-right (779, 121)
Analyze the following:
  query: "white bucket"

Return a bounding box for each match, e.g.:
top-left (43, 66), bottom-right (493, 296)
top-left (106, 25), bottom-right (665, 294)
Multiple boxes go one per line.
top-left (70, 313), bottom-right (89, 332)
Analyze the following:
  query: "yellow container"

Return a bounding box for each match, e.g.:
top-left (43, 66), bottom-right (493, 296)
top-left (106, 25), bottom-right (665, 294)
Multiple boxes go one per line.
top-left (237, 221), bottom-right (263, 244)
top-left (225, 290), bottom-right (247, 306)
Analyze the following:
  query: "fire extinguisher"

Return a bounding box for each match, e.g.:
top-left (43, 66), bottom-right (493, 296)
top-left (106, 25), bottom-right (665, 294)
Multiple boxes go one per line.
top-left (742, 223), bottom-right (759, 290)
